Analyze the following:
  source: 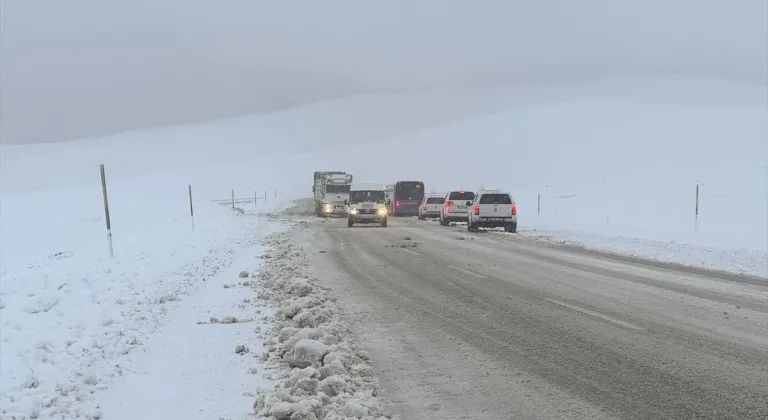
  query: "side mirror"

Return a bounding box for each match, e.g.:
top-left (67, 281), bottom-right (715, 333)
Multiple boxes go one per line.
top-left (385, 199), bottom-right (391, 205)
top-left (465, 201), bottom-right (472, 206)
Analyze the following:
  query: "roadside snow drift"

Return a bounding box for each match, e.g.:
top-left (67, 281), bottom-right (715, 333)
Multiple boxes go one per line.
top-left (249, 205), bottom-right (393, 420)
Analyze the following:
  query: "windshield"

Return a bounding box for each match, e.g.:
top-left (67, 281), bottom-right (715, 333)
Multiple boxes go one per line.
top-left (479, 193), bottom-right (512, 204)
top-left (394, 181), bottom-right (425, 201)
top-left (448, 191), bottom-right (474, 201)
top-left (326, 184), bottom-right (351, 194)
top-left (426, 197), bottom-right (445, 204)
top-left (350, 190), bottom-right (386, 203)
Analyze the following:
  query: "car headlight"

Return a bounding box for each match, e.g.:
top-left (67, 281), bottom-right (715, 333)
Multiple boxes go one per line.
top-left (377, 208), bottom-right (387, 216)
top-left (349, 208), bottom-right (358, 215)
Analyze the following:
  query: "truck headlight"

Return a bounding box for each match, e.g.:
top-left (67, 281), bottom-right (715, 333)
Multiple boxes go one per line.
top-left (324, 204), bottom-right (332, 212)
top-left (377, 208), bottom-right (387, 216)
top-left (349, 208), bottom-right (358, 215)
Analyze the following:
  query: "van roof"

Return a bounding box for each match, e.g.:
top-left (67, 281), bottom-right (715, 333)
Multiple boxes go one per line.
top-left (350, 182), bottom-right (386, 191)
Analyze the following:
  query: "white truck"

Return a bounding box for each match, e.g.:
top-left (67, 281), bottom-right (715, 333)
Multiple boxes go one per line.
top-left (313, 171), bottom-right (354, 217)
top-left (345, 182), bottom-right (389, 228)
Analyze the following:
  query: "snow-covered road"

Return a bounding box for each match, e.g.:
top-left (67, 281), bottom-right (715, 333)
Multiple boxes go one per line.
top-left (285, 203), bottom-right (768, 420)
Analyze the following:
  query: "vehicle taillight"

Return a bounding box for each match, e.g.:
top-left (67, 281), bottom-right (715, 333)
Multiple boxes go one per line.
top-left (445, 200), bottom-right (454, 207)
top-left (511, 204), bottom-right (517, 215)
top-left (473, 205), bottom-right (480, 215)
top-left (395, 200), bottom-right (400, 207)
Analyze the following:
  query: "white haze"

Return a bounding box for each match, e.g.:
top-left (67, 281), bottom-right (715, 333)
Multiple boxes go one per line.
top-left (1, 0), bottom-right (766, 144)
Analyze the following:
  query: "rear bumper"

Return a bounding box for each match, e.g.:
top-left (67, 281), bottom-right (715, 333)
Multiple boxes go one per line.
top-left (392, 210), bottom-right (418, 216)
top-left (392, 202), bottom-right (420, 216)
top-left (442, 212), bottom-right (469, 222)
top-left (472, 217), bottom-right (517, 227)
top-left (420, 211), bottom-right (441, 218)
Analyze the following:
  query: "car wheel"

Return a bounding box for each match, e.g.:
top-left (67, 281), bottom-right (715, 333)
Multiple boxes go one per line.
top-left (505, 222), bottom-right (517, 233)
top-left (380, 219), bottom-right (388, 227)
top-left (347, 219), bottom-right (353, 227)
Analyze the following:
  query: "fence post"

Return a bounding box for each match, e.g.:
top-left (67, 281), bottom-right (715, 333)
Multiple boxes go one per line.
top-left (231, 189), bottom-right (235, 218)
top-left (274, 187), bottom-right (277, 199)
top-left (255, 189), bottom-right (258, 207)
top-left (264, 189), bottom-right (267, 204)
top-left (537, 193), bottom-right (541, 219)
top-left (188, 184), bottom-right (195, 232)
top-left (100, 164), bottom-right (115, 258)
top-left (695, 183), bottom-right (700, 232)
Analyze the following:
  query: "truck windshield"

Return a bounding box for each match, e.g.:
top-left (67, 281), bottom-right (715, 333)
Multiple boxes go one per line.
top-left (350, 190), bottom-right (385, 203)
top-left (326, 184), bottom-right (351, 194)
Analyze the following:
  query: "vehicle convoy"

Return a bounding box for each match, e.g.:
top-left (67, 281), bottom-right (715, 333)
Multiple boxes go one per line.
top-left (465, 189), bottom-right (517, 233)
top-left (440, 190), bottom-right (475, 226)
top-left (312, 171), bottom-right (353, 217)
top-left (346, 182), bottom-right (389, 228)
top-left (386, 180), bottom-right (425, 217)
top-left (418, 193), bottom-right (445, 219)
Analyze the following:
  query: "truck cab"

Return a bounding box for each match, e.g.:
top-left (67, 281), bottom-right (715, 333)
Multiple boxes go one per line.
top-left (345, 182), bottom-right (389, 228)
top-left (314, 172), bottom-right (353, 217)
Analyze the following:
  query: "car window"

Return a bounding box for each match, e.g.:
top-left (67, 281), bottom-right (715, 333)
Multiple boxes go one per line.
top-left (448, 191), bottom-right (475, 201)
top-left (426, 197), bottom-right (445, 204)
top-left (478, 193), bottom-right (512, 204)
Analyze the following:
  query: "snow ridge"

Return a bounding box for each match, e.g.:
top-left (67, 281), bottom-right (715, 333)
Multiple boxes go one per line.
top-left (250, 214), bottom-right (394, 420)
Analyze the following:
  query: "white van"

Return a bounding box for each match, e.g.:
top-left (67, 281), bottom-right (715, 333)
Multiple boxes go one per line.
top-left (345, 182), bottom-right (389, 228)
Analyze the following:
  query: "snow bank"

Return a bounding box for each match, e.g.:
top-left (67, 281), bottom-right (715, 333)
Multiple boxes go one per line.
top-left (249, 216), bottom-right (393, 420)
top-left (500, 228), bottom-right (768, 278)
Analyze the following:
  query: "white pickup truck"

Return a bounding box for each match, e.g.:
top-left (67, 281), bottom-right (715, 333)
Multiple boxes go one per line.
top-left (345, 182), bottom-right (389, 228)
top-left (465, 189), bottom-right (517, 233)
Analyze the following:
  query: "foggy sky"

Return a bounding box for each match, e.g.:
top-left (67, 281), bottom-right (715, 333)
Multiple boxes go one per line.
top-left (1, 0), bottom-right (766, 145)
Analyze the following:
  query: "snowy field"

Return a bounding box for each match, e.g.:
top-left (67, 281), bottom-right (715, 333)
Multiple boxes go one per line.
top-left (1, 75), bottom-right (766, 419)
top-left (4, 75), bottom-right (764, 272)
top-left (0, 181), bottom-right (291, 418)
